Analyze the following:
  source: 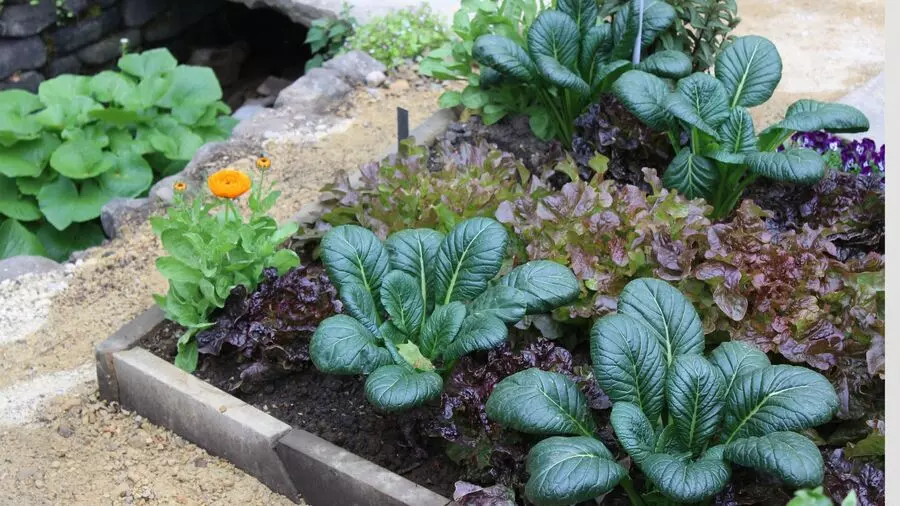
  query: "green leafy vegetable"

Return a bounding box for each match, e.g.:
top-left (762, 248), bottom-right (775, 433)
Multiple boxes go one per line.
top-left (486, 277), bottom-right (840, 505)
top-left (310, 218), bottom-right (580, 412)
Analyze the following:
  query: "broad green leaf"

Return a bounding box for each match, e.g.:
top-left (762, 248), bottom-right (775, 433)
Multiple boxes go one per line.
top-left (719, 107), bottom-right (758, 154)
top-left (723, 365), bottom-right (839, 442)
top-left (529, 108), bottom-right (553, 140)
top-left (156, 257), bottom-right (202, 284)
top-left (0, 90), bottom-right (43, 144)
top-left (591, 60), bottom-right (632, 93)
top-left (498, 260), bottom-right (580, 314)
top-left (655, 423), bottom-right (689, 455)
top-left (396, 342), bottom-right (435, 371)
top-left (156, 66), bottom-right (223, 110)
top-left (0, 89), bottom-right (42, 115)
top-left (378, 320), bottom-right (408, 345)
top-left (438, 91), bottom-right (462, 109)
top-left (89, 107), bottom-right (144, 126)
top-left (147, 118), bottom-right (205, 161)
top-left (269, 248), bottom-right (299, 275)
top-left (0, 133), bottom-right (60, 178)
top-left (558, 0), bottom-right (598, 35)
top-left (118, 48), bottom-right (178, 78)
top-left (774, 99), bottom-right (870, 134)
top-left (36, 221), bottom-right (104, 262)
top-left (528, 11), bottom-right (589, 94)
top-left (385, 228), bottom-right (444, 313)
top-left (380, 271), bottom-right (425, 336)
top-left (470, 285), bottom-right (527, 323)
top-left (724, 431), bottom-right (824, 487)
top-left (716, 35), bottom-right (782, 108)
top-left (37, 177), bottom-right (109, 230)
top-left (433, 217), bottom-right (507, 305)
top-left (636, 50), bottom-right (692, 79)
top-left (670, 73), bottom-right (730, 131)
top-left (485, 369), bottom-right (595, 436)
top-left (0, 175), bottom-right (41, 221)
top-left (90, 71), bottom-right (137, 105)
top-left (50, 140), bottom-right (116, 179)
top-left (525, 436), bottom-right (626, 506)
top-left (611, 0), bottom-right (677, 60)
top-left (745, 149), bottom-right (824, 184)
top-left (309, 315), bottom-right (392, 374)
top-left (339, 284), bottom-right (380, 334)
top-left (160, 228), bottom-right (199, 267)
top-left (787, 487), bottom-right (842, 506)
top-left (419, 301), bottom-right (466, 359)
top-left (99, 152), bottom-right (153, 198)
top-left (461, 87), bottom-right (488, 109)
top-left (618, 278), bottom-right (705, 365)
top-left (590, 313), bottom-right (666, 421)
top-left (580, 24), bottom-right (613, 81)
top-left (667, 355), bottom-right (726, 454)
top-left (443, 312), bottom-right (508, 361)
top-left (641, 449), bottom-right (731, 503)
top-left (39, 75), bottom-right (91, 104)
top-left (0, 219), bottom-right (46, 259)
top-left (708, 341), bottom-right (770, 397)
top-left (664, 93), bottom-right (719, 138)
top-left (610, 402), bottom-right (656, 464)
top-left (612, 70), bottom-right (674, 130)
top-left (472, 35), bottom-right (538, 82)
top-left (364, 365), bottom-right (442, 412)
top-left (321, 224), bottom-right (390, 303)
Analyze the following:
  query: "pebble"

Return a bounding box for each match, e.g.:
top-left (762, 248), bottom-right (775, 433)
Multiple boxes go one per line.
top-left (57, 425), bottom-right (74, 438)
top-left (389, 79), bottom-right (410, 92)
top-left (365, 70), bottom-right (386, 87)
top-left (128, 435), bottom-right (146, 449)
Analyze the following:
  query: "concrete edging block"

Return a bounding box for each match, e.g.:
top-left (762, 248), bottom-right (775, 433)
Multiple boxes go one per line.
top-left (95, 305), bottom-right (165, 403)
top-left (276, 430), bottom-right (452, 506)
top-left (112, 348), bottom-right (300, 501)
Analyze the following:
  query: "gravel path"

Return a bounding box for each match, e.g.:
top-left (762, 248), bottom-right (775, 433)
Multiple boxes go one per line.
top-left (0, 2), bottom-right (883, 502)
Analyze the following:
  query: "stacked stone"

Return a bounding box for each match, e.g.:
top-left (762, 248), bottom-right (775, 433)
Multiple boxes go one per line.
top-left (0, 0), bottom-right (222, 91)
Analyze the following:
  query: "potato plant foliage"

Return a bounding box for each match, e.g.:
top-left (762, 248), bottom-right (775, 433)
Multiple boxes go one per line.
top-left (309, 217), bottom-right (580, 412)
top-left (612, 35), bottom-right (869, 217)
top-left (486, 278), bottom-right (839, 505)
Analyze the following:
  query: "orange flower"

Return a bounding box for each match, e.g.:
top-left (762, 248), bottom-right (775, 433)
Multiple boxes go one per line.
top-left (255, 156), bottom-right (271, 170)
top-left (173, 181), bottom-right (187, 192)
top-left (207, 169), bottom-right (251, 199)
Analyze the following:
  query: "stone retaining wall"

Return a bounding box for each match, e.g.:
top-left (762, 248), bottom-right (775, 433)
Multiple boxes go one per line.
top-left (0, 0), bottom-right (224, 91)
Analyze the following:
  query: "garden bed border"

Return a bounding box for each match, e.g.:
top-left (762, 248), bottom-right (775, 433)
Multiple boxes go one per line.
top-left (95, 106), bottom-right (459, 505)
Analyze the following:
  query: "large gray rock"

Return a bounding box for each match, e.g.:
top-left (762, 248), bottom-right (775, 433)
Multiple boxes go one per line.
top-left (142, 0), bottom-right (222, 42)
top-left (0, 71), bottom-right (44, 92)
top-left (0, 0), bottom-right (92, 37)
top-left (48, 6), bottom-right (122, 55)
top-left (44, 54), bottom-right (83, 77)
top-left (123, 0), bottom-right (172, 27)
top-left (77, 29), bottom-right (142, 66)
top-left (0, 37), bottom-right (47, 80)
top-left (100, 197), bottom-right (154, 239)
top-left (225, 0), bottom-right (338, 25)
top-left (274, 68), bottom-right (351, 113)
top-left (322, 50), bottom-right (386, 85)
top-left (838, 71), bottom-right (884, 145)
top-left (0, 255), bottom-right (63, 283)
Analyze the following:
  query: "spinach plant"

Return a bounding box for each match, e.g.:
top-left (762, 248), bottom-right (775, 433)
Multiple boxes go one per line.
top-left (486, 277), bottom-right (839, 505)
top-left (304, 2), bottom-right (356, 71)
top-left (309, 217), bottom-right (580, 412)
top-left (612, 35), bottom-right (869, 218)
top-left (0, 48), bottom-right (236, 260)
top-left (470, 0), bottom-right (693, 144)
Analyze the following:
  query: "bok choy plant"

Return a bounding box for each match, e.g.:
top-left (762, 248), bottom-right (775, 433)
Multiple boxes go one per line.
top-left (486, 277), bottom-right (839, 505)
top-left (612, 35), bottom-right (869, 218)
top-left (309, 217), bottom-right (580, 412)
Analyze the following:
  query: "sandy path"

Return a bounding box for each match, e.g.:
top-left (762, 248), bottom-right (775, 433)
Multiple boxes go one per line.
top-left (0, 1), bottom-right (884, 502)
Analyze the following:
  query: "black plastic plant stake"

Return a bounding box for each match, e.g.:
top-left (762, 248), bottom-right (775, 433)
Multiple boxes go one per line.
top-left (397, 107), bottom-right (409, 150)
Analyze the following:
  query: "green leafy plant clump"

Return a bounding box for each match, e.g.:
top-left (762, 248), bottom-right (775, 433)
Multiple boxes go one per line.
top-left (345, 3), bottom-right (449, 68)
top-left (0, 48), bottom-right (237, 261)
top-left (612, 34), bottom-right (869, 217)
top-left (486, 277), bottom-right (840, 505)
top-left (437, 0), bottom-right (694, 144)
top-left (151, 167), bottom-right (300, 372)
top-left (309, 217), bottom-right (581, 412)
top-left (304, 2), bottom-right (357, 71)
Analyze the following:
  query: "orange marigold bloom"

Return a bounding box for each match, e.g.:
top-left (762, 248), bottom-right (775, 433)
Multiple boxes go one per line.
top-left (173, 181), bottom-right (187, 192)
top-left (207, 169), bottom-right (251, 199)
top-left (255, 156), bottom-right (271, 170)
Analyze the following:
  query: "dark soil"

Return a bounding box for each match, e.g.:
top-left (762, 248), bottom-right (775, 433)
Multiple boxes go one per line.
top-left (141, 322), bottom-right (462, 499)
